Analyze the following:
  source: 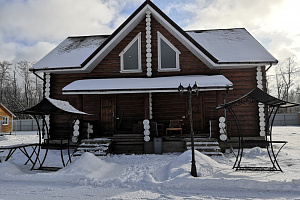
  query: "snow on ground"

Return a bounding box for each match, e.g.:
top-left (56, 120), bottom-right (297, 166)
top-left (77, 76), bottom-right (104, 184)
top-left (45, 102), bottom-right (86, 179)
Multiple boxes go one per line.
top-left (1, 126), bottom-right (300, 199)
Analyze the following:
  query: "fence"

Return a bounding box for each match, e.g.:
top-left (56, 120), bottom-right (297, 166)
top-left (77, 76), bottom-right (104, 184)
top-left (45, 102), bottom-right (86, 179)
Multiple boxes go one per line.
top-left (13, 119), bottom-right (43, 131)
top-left (10, 113), bottom-right (300, 132)
top-left (271, 113), bottom-right (300, 126)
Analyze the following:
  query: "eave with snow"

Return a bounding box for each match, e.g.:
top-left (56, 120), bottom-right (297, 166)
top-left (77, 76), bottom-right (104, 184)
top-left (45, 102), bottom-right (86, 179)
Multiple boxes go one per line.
top-left (62, 75), bottom-right (233, 95)
top-left (30, 0), bottom-right (279, 154)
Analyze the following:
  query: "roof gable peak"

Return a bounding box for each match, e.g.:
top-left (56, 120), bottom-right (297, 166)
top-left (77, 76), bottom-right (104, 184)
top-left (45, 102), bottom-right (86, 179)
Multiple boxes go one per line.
top-left (31, 1), bottom-right (277, 73)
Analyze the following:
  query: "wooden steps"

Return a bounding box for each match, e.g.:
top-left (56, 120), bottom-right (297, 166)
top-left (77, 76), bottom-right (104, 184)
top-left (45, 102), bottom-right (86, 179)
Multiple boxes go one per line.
top-left (112, 134), bottom-right (144, 154)
top-left (73, 138), bottom-right (112, 156)
top-left (185, 137), bottom-right (223, 156)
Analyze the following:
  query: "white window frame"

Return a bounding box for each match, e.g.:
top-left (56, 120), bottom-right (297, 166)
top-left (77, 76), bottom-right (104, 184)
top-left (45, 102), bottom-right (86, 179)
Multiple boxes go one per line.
top-left (119, 32), bottom-right (142, 73)
top-left (2, 116), bottom-right (9, 125)
top-left (157, 31), bottom-right (181, 72)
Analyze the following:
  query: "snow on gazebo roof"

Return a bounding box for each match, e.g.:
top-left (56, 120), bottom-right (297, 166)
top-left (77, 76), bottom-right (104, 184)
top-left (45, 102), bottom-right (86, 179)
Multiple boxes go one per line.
top-left (215, 87), bottom-right (299, 110)
top-left (19, 98), bottom-right (90, 115)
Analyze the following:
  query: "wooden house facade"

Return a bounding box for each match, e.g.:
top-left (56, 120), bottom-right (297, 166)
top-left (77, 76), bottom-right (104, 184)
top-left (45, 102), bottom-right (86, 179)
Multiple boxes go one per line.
top-left (30, 1), bottom-right (278, 153)
top-left (0, 103), bottom-right (16, 134)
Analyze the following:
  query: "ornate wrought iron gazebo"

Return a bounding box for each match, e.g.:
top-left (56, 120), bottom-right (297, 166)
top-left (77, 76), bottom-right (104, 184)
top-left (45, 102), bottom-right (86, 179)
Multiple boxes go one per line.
top-left (19, 97), bottom-right (90, 170)
top-left (215, 87), bottom-right (299, 171)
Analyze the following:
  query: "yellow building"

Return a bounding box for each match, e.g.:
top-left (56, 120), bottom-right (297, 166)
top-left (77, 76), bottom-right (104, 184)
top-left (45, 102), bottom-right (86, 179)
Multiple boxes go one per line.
top-left (0, 103), bottom-right (16, 134)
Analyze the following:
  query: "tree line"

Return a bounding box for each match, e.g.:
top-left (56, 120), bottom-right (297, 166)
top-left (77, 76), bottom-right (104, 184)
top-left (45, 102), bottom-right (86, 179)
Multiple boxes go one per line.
top-left (0, 60), bottom-right (43, 118)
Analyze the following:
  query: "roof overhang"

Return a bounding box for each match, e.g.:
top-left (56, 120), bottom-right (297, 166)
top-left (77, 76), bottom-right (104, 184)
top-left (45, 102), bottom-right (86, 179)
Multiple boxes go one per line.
top-left (62, 75), bottom-right (233, 95)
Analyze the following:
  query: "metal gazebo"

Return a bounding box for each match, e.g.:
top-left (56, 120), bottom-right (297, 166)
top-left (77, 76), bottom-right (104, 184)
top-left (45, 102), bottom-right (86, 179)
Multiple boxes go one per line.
top-left (19, 97), bottom-right (90, 170)
top-left (215, 87), bottom-right (299, 171)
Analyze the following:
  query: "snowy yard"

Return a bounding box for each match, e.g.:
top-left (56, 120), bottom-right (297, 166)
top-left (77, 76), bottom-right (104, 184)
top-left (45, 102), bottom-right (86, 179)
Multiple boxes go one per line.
top-left (1, 126), bottom-right (300, 199)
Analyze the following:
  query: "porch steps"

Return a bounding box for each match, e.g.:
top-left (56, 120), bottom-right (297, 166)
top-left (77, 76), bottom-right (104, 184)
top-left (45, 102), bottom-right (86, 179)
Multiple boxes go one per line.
top-left (73, 138), bottom-right (112, 156)
top-left (185, 137), bottom-right (223, 156)
top-left (112, 134), bottom-right (144, 154)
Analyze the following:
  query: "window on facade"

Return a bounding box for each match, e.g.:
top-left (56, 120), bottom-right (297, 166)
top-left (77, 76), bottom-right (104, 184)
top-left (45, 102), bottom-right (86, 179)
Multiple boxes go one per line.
top-left (2, 116), bottom-right (8, 125)
top-left (120, 33), bottom-right (141, 72)
top-left (158, 32), bottom-right (180, 71)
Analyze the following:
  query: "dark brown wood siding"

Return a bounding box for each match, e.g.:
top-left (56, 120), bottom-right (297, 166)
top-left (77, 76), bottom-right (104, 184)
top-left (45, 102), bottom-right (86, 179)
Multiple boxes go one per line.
top-left (217, 68), bottom-right (263, 137)
top-left (116, 93), bottom-right (146, 131)
top-left (48, 15), bottom-right (264, 139)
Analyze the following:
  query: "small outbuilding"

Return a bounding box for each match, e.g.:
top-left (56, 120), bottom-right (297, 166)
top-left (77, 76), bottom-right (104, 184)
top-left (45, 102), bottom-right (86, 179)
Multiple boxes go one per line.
top-left (0, 103), bottom-right (16, 134)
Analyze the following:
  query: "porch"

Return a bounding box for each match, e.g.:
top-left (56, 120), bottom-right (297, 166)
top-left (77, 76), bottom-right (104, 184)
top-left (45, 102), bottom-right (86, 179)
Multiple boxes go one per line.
top-left (73, 133), bottom-right (222, 156)
top-left (73, 117), bottom-right (222, 156)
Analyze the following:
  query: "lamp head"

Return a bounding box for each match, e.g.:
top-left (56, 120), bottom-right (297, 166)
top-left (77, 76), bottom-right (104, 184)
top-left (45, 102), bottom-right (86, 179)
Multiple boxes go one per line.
top-left (192, 82), bottom-right (199, 95)
top-left (178, 83), bottom-right (184, 95)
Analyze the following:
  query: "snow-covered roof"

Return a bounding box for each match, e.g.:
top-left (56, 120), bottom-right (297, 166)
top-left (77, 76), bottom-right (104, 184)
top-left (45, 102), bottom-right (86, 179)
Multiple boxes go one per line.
top-left (62, 75), bottom-right (233, 94)
top-left (32, 35), bottom-right (109, 71)
top-left (30, 1), bottom-right (277, 73)
top-left (186, 29), bottom-right (277, 65)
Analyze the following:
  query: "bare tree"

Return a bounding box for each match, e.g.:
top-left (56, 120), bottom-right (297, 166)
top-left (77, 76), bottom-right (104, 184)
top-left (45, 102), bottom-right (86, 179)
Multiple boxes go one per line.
top-left (280, 55), bottom-right (297, 101)
top-left (0, 60), bottom-right (43, 118)
top-left (273, 55), bottom-right (298, 101)
top-left (0, 60), bottom-right (12, 102)
top-left (17, 61), bottom-right (35, 107)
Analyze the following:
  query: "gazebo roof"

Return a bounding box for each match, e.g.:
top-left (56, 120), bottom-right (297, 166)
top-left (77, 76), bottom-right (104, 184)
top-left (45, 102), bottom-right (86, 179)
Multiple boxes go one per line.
top-left (215, 87), bottom-right (299, 110)
top-left (19, 98), bottom-right (89, 115)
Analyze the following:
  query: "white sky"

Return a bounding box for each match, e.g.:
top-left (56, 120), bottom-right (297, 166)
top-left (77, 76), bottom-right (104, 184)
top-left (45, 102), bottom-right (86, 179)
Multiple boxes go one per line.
top-left (0, 0), bottom-right (299, 65)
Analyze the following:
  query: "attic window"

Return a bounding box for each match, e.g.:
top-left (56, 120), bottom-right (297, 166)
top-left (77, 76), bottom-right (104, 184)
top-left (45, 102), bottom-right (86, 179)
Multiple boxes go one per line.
top-left (2, 116), bottom-right (8, 125)
top-left (119, 33), bottom-right (142, 73)
top-left (158, 32), bottom-right (180, 71)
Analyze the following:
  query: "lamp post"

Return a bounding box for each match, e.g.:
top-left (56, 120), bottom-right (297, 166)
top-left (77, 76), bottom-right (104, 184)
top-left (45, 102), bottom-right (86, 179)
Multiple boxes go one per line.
top-left (178, 82), bottom-right (198, 177)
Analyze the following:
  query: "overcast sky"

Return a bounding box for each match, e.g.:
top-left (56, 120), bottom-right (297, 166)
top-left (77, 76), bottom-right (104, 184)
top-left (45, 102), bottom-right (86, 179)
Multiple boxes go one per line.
top-left (0, 0), bottom-right (299, 65)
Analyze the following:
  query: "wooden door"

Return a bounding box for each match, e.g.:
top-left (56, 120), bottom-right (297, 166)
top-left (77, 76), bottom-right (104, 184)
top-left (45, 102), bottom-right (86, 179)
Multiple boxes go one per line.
top-left (100, 96), bottom-right (116, 134)
top-left (192, 95), bottom-right (204, 133)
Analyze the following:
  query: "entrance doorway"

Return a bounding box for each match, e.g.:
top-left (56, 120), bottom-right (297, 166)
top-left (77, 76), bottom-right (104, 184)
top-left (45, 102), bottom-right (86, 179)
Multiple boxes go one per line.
top-left (192, 94), bottom-right (204, 134)
top-left (100, 96), bottom-right (116, 134)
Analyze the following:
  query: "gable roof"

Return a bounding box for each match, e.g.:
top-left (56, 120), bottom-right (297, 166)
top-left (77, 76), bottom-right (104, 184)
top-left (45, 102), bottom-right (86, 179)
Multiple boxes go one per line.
top-left (0, 103), bottom-right (16, 117)
top-left (186, 28), bottom-right (277, 65)
top-left (31, 0), bottom-right (277, 73)
top-left (32, 35), bottom-right (109, 71)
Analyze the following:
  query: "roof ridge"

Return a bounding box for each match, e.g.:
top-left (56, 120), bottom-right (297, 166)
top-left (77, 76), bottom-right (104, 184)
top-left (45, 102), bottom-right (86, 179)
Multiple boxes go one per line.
top-left (185, 28), bottom-right (246, 33)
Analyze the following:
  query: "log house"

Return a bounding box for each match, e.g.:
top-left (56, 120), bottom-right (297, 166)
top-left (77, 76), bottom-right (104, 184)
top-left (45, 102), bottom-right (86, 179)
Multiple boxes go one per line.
top-left (30, 1), bottom-right (278, 153)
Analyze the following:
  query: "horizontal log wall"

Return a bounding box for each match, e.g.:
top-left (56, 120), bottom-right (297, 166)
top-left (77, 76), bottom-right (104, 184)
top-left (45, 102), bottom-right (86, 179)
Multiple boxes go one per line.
top-left (218, 68), bottom-right (262, 137)
top-left (116, 94), bottom-right (145, 131)
top-left (152, 93), bottom-right (187, 129)
top-left (48, 15), bottom-right (264, 139)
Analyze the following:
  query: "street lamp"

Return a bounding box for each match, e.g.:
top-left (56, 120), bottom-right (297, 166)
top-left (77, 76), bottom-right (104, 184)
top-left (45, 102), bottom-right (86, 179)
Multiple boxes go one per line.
top-left (178, 82), bottom-right (198, 177)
